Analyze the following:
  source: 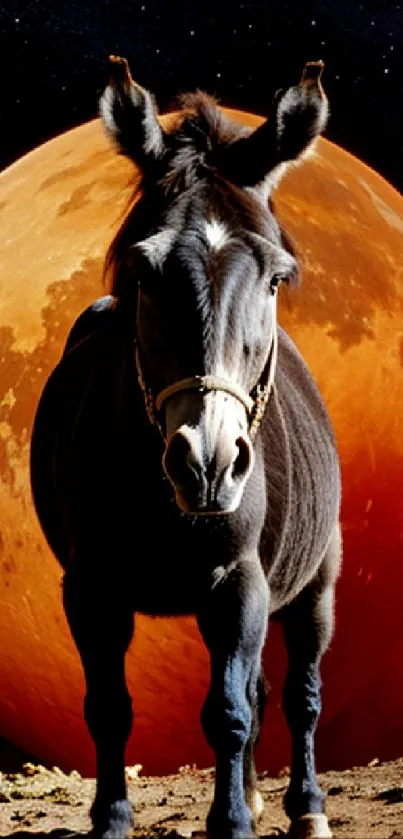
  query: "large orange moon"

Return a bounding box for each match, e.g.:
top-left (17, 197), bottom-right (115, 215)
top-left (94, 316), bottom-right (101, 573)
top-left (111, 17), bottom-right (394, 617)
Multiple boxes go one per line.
top-left (1, 109), bottom-right (403, 777)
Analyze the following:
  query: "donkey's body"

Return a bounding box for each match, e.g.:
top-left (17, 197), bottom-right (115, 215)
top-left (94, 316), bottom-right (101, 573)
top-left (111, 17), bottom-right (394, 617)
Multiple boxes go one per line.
top-left (33, 301), bottom-right (339, 615)
top-left (31, 58), bottom-right (341, 839)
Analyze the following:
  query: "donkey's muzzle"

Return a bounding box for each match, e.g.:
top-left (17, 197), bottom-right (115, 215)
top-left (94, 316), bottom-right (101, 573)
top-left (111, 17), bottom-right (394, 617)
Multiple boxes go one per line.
top-left (163, 426), bottom-right (254, 514)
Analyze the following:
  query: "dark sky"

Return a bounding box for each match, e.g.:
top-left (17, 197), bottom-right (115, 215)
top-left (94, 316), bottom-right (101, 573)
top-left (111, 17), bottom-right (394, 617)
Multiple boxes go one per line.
top-left (1, 1), bottom-right (402, 193)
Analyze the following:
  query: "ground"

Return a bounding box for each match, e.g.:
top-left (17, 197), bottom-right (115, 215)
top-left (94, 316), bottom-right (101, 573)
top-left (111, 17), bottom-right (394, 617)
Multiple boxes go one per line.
top-left (0, 758), bottom-right (402, 838)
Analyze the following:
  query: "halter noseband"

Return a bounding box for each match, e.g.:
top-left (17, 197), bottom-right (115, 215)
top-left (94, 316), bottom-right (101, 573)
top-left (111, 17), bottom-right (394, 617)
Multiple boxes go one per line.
top-left (156, 375), bottom-right (254, 416)
top-left (135, 321), bottom-right (278, 442)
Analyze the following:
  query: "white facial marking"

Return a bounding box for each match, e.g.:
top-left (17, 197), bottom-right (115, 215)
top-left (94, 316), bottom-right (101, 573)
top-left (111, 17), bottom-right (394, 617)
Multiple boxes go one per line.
top-left (136, 228), bottom-right (177, 270)
top-left (205, 219), bottom-right (229, 251)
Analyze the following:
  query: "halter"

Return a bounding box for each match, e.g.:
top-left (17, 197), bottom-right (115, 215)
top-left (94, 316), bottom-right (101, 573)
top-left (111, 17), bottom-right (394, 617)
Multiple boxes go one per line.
top-left (135, 301), bottom-right (278, 442)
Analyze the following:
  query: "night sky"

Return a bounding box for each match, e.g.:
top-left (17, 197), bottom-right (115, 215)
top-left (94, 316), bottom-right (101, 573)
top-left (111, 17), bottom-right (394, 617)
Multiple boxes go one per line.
top-left (0, 1), bottom-right (402, 193)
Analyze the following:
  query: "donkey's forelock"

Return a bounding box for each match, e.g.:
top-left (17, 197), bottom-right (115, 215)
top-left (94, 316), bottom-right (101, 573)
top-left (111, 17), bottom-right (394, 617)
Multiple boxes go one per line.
top-left (156, 91), bottom-right (249, 201)
top-left (168, 90), bottom-right (248, 154)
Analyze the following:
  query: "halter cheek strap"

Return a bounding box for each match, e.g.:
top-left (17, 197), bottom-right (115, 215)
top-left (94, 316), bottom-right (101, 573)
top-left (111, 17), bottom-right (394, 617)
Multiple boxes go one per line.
top-left (248, 324), bottom-right (278, 439)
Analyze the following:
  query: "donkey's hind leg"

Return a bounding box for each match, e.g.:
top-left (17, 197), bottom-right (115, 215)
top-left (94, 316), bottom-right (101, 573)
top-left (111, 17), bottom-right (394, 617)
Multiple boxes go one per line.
top-left (282, 523), bottom-right (342, 839)
top-left (63, 565), bottom-right (134, 839)
top-left (243, 669), bottom-right (268, 826)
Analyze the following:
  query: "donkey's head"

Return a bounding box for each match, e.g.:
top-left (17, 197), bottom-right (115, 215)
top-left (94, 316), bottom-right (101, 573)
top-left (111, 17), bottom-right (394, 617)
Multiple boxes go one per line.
top-left (101, 57), bottom-right (328, 515)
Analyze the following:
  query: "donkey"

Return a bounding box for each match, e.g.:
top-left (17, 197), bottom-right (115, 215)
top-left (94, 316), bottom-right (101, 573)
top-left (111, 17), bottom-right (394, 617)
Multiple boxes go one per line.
top-left (30, 56), bottom-right (342, 839)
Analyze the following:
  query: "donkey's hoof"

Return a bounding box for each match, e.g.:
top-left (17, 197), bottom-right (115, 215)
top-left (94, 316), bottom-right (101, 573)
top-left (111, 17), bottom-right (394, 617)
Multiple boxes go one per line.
top-left (288, 813), bottom-right (332, 839)
top-left (249, 789), bottom-right (264, 823)
top-left (91, 799), bottom-right (133, 838)
top-left (206, 821), bottom-right (256, 839)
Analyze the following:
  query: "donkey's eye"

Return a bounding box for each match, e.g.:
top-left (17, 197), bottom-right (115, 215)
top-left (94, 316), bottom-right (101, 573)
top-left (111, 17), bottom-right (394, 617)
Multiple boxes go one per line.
top-left (269, 274), bottom-right (283, 294)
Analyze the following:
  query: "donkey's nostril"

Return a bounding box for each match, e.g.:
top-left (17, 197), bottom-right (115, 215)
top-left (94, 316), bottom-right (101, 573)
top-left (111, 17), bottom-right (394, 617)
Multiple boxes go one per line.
top-left (163, 431), bottom-right (201, 490)
top-left (232, 436), bottom-right (253, 481)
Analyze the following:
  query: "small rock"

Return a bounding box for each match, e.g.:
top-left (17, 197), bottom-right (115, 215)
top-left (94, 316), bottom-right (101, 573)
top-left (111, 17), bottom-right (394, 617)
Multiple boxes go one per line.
top-left (178, 763), bottom-right (198, 775)
top-left (22, 762), bottom-right (44, 776)
top-left (51, 765), bottom-right (65, 775)
top-left (368, 757), bottom-right (380, 768)
top-left (126, 763), bottom-right (143, 780)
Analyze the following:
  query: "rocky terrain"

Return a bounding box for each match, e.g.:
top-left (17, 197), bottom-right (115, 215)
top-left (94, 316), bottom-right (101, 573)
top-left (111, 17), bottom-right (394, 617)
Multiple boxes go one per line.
top-left (1, 757), bottom-right (403, 838)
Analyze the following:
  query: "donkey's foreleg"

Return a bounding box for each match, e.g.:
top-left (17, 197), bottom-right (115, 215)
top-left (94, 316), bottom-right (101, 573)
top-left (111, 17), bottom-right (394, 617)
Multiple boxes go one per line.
top-left (243, 669), bottom-right (268, 826)
top-left (63, 569), bottom-right (134, 839)
top-left (282, 525), bottom-right (341, 839)
top-left (197, 558), bottom-right (269, 839)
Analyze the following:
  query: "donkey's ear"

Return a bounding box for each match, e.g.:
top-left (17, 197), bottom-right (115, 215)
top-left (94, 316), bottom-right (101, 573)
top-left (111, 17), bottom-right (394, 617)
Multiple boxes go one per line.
top-left (219, 61), bottom-right (329, 195)
top-left (99, 55), bottom-right (166, 164)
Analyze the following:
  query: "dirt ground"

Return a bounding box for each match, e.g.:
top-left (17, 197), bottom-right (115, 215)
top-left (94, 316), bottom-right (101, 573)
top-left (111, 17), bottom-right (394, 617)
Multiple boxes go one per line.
top-left (1, 757), bottom-right (403, 838)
